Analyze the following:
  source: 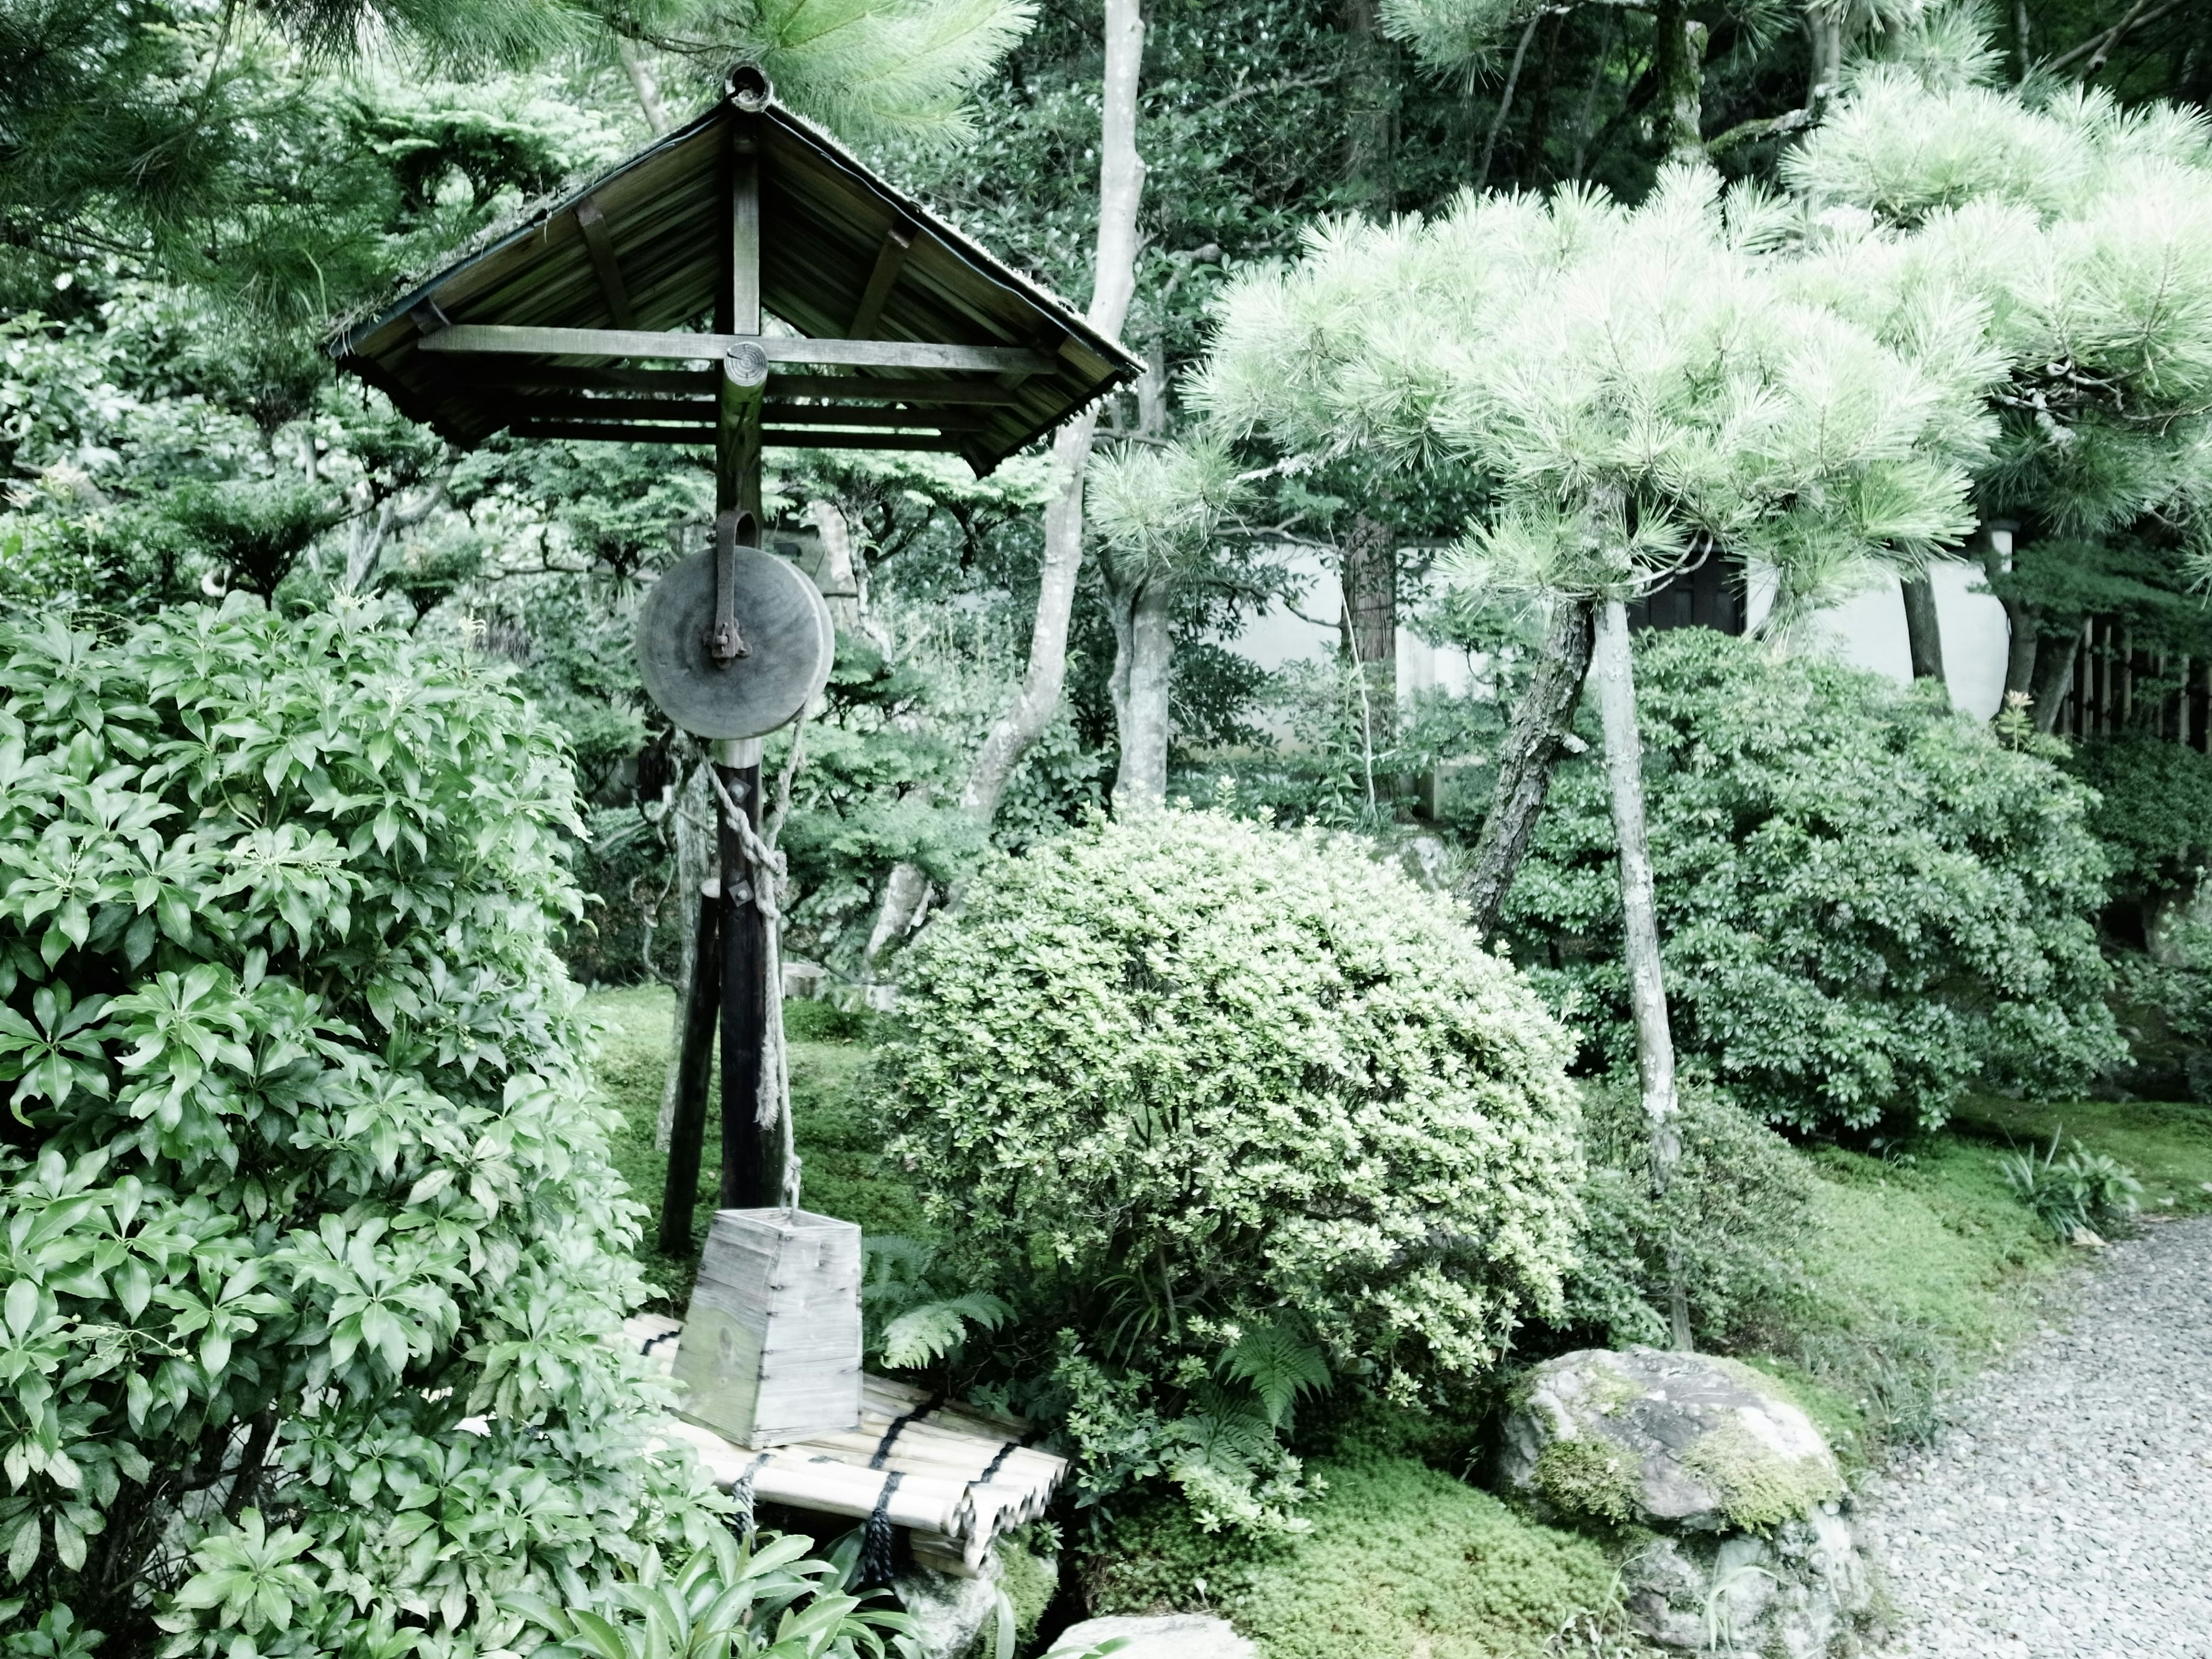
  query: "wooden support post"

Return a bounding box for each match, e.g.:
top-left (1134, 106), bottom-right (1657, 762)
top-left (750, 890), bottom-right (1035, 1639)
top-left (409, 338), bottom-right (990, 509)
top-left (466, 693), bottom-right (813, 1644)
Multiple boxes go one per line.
top-left (714, 737), bottom-right (777, 1209)
top-left (658, 884), bottom-right (721, 1254)
top-left (711, 89), bottom-right (779, 1212)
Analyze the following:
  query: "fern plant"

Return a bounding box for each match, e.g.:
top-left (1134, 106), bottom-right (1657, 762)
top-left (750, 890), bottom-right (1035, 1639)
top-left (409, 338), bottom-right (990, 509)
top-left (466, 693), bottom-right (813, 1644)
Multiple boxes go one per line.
top-left (860, 1236), bottom-right (1013, 1372)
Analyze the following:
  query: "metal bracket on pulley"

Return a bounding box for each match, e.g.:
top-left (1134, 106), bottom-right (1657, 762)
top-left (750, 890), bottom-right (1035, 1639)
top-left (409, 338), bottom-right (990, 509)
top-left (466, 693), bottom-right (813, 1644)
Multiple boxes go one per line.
top-left (709, 510), bottom-right (755, 663)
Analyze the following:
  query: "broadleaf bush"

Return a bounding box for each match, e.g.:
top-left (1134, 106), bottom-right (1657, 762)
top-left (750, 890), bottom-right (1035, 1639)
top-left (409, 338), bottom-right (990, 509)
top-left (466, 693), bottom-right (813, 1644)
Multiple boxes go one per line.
top-left (876, 808), bottom-right (1584, 1528)
top-left (1504, 631), bottom-right (2122, 1132)
top-left (0, 602), bottom-right (724, 1655)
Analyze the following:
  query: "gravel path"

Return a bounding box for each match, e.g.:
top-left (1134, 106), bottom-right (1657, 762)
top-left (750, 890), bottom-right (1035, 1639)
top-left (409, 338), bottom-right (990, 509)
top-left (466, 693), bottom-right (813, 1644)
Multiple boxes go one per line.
top-left (1864, 1215), bottom-right (2212, 1658)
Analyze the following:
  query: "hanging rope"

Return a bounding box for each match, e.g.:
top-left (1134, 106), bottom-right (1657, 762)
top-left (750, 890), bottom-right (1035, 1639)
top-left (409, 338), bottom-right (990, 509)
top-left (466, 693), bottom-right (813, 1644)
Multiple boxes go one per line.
top-left (859, 1469), bottom-right (904, 1587)
top-left (726, 1450), bottom-right (772, 1537)
top-left (707, 717), bottom-right (809, 1209)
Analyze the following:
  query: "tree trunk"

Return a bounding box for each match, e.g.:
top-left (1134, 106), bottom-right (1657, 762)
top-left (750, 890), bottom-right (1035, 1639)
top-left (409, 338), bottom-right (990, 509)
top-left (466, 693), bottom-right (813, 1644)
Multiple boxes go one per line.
top-left (1805, 2), bottom-right (1845, 116)
top-left (656, 755), bottom-right (714, 1150)
top-left (809, 499), bottom-right (862, 632)
top-left (619, 37), bottom-right (672, 135)
top-left (1478, 8), bottom-right (1544, 188)
top-left (1900, 571), bottom-right (1947, 692)
top-left (1107, 572), bottom-right (1173, 813)
top-left (1593, 596), bottom-right (1690, 1351)
top-left (2032, 626), bottom-right (2083, 734)
top-left (1340, 0), bottom-right (1395, 217)
top-left (1980, 524), bottom-right (2037, 704)
top-left (1342, 514), bottom-right (1397, 757)
top-left (1465, 597), bottom-right (1595, 940)
top-left (865, 0), bottom-right (1146, 958)
top-left (1651, 0), bottom-right (1708, 161)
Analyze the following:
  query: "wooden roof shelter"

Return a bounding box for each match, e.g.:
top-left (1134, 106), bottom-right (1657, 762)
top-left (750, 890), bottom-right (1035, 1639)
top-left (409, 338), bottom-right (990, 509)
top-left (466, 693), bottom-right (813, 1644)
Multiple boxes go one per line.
top-left (328, 67), bottom-right (1139, 480)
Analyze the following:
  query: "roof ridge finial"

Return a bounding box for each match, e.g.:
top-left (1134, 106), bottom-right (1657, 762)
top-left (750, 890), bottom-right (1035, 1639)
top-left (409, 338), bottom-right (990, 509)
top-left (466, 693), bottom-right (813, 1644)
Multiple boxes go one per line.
top-left (726, 65), bottom-right (773, 112)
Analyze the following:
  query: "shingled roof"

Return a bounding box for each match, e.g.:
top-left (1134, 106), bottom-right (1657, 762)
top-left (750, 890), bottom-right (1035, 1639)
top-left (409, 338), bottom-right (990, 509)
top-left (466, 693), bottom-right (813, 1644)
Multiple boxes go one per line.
top-left (328, 78), bottom-right (1138, 476)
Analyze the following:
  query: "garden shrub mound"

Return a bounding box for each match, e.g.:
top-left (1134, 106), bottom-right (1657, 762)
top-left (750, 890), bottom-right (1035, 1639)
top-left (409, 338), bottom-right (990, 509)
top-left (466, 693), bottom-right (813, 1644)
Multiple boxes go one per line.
top-left (1505, 630), bottom-right (2122, 1132)
top-left (0, 605), bottom-right (719, 1654)
top-left (876, 808), bottom-right (1584, 1525)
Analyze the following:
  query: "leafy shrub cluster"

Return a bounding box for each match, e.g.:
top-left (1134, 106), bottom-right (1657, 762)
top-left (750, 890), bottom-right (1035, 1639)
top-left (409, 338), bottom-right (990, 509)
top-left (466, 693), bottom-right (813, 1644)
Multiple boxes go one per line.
top-left (1553, 1084), bottom-right (1814, 1351)
top-left (874, 809), bottom-right (1585, 1528)
top-left (2065, 733), bottom-right (2212, 909)
top-left (1997, 1132), bottom-right (2144, 1240)
top-left (1505, 631), bottom-right (2122, 1132)
top-left (0, 604), bottom-right (723, 1655)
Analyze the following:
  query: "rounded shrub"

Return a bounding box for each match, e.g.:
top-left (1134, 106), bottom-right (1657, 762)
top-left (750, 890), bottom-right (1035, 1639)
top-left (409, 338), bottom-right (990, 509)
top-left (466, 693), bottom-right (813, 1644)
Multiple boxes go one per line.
top-left (1504, 630), bottom-right (2122, 1132)
top-left (0, 603), bottom-right (720, 1654)
top-left (2063, 733), bottom-right (2212, 907)
top-left (877, 808), bottom-right (1583, 1524)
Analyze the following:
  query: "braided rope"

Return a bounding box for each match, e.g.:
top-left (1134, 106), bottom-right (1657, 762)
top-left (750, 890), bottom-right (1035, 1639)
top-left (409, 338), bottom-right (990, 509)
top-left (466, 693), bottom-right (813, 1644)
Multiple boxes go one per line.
top-left (707, 762), bottom-right (801, 1207)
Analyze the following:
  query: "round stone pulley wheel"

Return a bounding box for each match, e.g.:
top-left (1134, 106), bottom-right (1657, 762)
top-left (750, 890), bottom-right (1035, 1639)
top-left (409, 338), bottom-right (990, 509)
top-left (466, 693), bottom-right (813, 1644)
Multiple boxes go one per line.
top-left (637, 546), bottom-right (834, 739)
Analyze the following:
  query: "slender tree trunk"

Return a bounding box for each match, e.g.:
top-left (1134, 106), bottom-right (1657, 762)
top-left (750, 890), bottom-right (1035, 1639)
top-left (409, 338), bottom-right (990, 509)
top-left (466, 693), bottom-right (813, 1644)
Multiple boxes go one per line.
top-left (1107, 573), bottom-right (1173, 813)
top-left (1465, 597), bottom-right (1596, 939)
top-left (1341, 0), bottom-right (1395, 216)
top-left (619, 38), bottom-right (672, 135)
top-left (2012, 0), bottom-right (2032, 78)
top-left (2032, 627), bottom-right (2083, 734)
top-left (1479, 9), bottom-right (1544, 188)
top-left (809, 499), bottom-right (862, 632)
top-left (1651, 0), bottom-right (1708, 161)
top-left (1805, 2), bottom-right (1845, 116)
top-left (656, 755), bottom-right (714, 1150)
top-left (1342, 514), bottom-right (1397, 756)
top-left (1900, 571), bottom-right (1947, 692)
top-left (1980, 524), bottom-right (2037, 704)
top-left (1592, 596), bottom-right (1690, 1351)
top-left (865, 0), bottom-right (1146, 960)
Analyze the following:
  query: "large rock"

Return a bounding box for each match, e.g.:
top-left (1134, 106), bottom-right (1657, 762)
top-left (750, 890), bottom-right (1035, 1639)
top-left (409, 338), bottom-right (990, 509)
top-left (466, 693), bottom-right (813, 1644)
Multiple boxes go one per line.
top-left (1501, 1348), bottom-right (1876, 1656)
top-left (1044, 1614), bottom-right (1257, 1658)
top-left (893, 1539), bottom-right (1058, 1659)
top-left (1619, 1507), bottom-right (1876, 1658)
top-left (1501, 1346), bottom-right (1843, 1533)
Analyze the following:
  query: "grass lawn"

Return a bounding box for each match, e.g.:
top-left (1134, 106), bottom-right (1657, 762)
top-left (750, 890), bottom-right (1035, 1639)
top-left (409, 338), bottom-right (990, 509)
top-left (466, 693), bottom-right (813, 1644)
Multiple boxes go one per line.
top-left (577, 987), bottom-right (2212, 1656)
top-left (583, 984), bottom-right (925, 1310)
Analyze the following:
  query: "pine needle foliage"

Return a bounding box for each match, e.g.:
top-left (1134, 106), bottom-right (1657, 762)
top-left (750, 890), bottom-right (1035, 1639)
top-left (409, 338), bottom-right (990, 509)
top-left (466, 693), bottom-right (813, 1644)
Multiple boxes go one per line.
top-left (1199, 165), bottom-right (1988, 621)
top-left (614, 0), bottom-right (1037, 147)
top-left (1783, 44), bottom-right (2212, 555)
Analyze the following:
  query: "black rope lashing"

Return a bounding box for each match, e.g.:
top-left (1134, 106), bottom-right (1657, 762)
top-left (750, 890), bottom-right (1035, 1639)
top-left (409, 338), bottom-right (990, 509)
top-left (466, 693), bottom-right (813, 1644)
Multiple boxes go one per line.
top-left (638, 1329), bottom-right (679, 1358)
top-left (974, 1438), bottom-right (1021, 1486)
top-left (725, 1451), bottom-right (771, 1537)
top-left (867, 1395), bottom-right (943, 1469)
top-left (858, 1469), bottom-right (903, 1587)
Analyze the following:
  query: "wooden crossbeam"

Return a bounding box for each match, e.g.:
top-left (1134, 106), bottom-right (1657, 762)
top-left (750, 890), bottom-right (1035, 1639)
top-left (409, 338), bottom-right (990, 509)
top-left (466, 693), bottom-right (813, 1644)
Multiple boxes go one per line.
top-left (487, 393), bottom-right (993, 430)
top-left (421, 325), bottom-right (1053, 374)
top-left (466, 363), bottom-right (1022, 406)
top-left (512, 420), bottom-right (966, 451)
top-left (849, 221), bottom-right (915, 339)
top-left (575, 199), bottom-right (635, 329)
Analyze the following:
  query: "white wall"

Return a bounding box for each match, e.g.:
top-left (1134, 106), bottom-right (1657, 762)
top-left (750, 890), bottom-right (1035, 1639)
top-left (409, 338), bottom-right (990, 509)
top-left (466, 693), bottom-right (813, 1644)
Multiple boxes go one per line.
top-left (1228, 546), bottom-right (2014, 719)
top-left (1750, 558), bottom-right (2011, 719)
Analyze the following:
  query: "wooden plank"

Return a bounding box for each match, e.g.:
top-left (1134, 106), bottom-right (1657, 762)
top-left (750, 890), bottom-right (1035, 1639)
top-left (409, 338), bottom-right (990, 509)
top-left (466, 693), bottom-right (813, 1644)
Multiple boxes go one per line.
top-left (421, 324), bottom-right (1054, 373)
top-left (716, 346), bottom-right (768, 518)
top-left (730, 116), bottom-right (762, 336)
top-left (575, 198), bottom-right (637, 328)
top-left (848, 220), bottom-right (915, 338)
top-left (511, 422), bottom-right (969, 451)
top-left (767, 374), bottom-right (1019, 405)
top-left (496, 392), bottom-right (987, 429)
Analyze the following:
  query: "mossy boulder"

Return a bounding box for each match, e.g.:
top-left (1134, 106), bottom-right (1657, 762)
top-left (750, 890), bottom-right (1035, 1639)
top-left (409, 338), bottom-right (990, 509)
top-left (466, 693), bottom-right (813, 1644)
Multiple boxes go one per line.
top-left (1500, 1347), bottom-right (1844, 1533)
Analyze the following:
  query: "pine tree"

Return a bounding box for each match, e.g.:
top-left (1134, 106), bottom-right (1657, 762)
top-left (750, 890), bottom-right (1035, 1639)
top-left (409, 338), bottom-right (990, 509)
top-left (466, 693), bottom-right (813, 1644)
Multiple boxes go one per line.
top-left (1200, 166), bottom-right (1987, 1331)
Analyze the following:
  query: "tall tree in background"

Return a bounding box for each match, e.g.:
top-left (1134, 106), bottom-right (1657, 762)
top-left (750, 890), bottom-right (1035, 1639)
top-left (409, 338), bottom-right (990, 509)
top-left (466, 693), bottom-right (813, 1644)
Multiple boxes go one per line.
top-left (867, 0), bottom-right (1148, 962)
top-left (1783, 13), bottom-right (2212, 725)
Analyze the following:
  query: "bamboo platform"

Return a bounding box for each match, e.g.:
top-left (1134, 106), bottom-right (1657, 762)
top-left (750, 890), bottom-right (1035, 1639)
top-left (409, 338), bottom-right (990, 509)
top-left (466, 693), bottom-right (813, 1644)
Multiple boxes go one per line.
top-left (626, 1314), bottom-right (1065, 1576)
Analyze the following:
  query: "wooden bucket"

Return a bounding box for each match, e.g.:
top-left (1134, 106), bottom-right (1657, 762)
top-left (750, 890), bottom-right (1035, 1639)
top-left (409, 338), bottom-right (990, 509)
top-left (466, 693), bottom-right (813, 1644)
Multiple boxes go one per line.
top-left (672, 1207), bottom-right (863, 1448)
